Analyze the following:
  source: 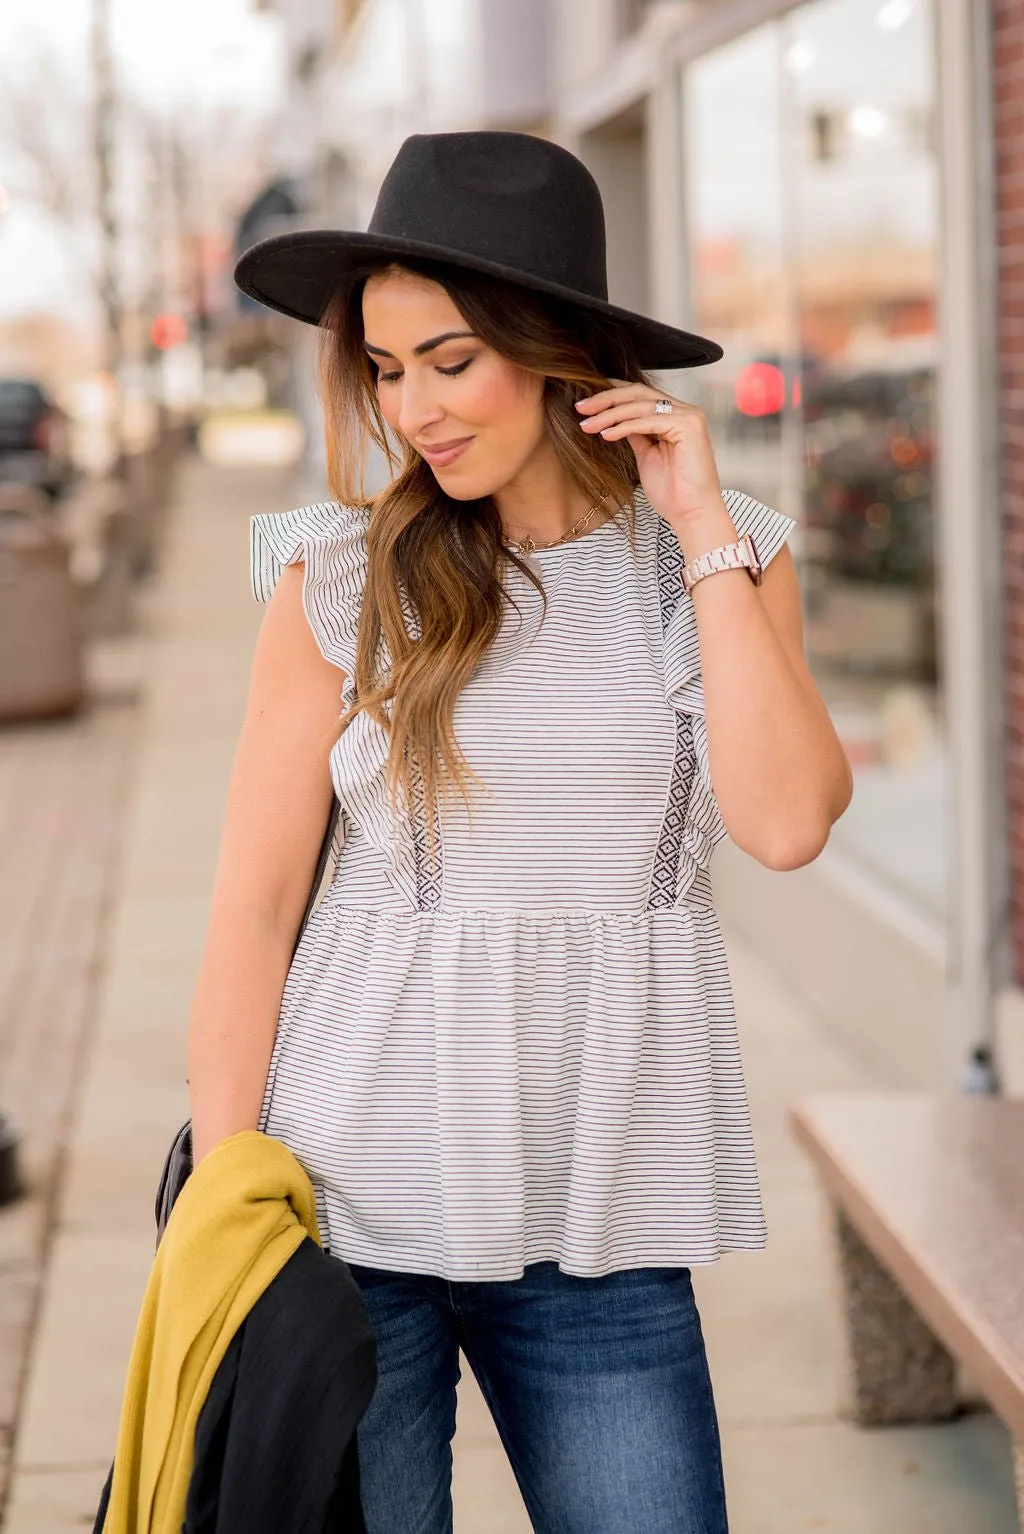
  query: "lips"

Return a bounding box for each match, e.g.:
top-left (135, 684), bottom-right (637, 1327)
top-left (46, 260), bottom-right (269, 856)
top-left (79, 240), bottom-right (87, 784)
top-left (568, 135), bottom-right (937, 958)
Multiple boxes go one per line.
top-left (418, 436), bottom-right (474, 468)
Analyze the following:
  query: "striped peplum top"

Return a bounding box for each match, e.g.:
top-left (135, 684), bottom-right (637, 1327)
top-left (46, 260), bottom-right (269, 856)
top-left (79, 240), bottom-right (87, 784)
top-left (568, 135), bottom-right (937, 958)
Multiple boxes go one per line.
top-left (251, 486), bottom-right (795, 1280)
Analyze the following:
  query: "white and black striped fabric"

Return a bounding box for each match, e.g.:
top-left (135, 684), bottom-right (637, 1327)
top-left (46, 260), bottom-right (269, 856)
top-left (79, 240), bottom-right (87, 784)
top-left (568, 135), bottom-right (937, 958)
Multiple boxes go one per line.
top-left (251, 488), bottom-right (794, 1280)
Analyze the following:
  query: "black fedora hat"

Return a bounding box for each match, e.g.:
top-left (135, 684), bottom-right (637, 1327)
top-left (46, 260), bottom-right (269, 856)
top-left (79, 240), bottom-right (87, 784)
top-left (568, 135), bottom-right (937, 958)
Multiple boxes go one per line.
top-left (234, 131), bottom-right (723, 371)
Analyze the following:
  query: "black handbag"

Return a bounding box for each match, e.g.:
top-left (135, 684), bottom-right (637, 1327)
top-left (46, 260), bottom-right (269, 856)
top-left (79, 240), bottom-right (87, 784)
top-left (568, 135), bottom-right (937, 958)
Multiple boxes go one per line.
top-left (154, 796), bottom-right (342, 1242)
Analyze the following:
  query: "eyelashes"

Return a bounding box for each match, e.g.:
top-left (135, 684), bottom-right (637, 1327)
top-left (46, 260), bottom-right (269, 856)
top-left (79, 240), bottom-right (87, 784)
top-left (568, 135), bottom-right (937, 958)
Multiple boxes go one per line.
top-left (377, 358), bottom-right (474, 385)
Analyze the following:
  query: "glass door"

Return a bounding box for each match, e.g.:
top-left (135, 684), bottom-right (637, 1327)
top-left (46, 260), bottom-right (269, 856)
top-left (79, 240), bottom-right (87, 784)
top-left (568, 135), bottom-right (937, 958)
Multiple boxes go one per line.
top-left (683, 0), bottom-right (945, 921)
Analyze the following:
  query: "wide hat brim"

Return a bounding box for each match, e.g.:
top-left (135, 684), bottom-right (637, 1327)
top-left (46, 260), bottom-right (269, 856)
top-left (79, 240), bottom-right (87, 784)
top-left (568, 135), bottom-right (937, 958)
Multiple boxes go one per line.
top-left (234, 230), bottom-right (724, 372)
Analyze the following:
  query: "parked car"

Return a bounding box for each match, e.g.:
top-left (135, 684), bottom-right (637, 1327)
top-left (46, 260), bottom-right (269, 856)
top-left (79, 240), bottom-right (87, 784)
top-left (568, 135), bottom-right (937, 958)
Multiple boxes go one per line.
top-left (0, 378), bottom-right (73, 499)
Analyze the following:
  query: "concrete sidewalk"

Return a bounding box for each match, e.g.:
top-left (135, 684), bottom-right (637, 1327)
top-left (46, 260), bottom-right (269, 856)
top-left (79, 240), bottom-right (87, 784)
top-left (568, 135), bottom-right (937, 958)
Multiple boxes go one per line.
top-left (1, 456), bottom-right (1018, 1531)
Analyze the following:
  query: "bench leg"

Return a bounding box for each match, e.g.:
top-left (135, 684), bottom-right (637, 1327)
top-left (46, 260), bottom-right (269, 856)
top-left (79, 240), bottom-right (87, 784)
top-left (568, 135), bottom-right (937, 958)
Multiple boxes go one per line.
top-left (834, 1210), bottom-right (958, 1426)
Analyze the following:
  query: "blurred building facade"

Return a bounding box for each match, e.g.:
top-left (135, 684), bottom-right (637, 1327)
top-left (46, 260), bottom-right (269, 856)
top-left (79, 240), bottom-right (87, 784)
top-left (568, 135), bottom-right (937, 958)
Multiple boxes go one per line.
top-left (548, 0), bottom-right (989, 1098)
top-left (261, 0), bottom-right (1024, 1097)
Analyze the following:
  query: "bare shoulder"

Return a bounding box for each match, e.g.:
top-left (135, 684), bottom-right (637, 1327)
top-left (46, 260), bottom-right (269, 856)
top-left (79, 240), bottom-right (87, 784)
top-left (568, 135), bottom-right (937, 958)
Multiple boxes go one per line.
top-left (253, 562), bottom-right (349, 693)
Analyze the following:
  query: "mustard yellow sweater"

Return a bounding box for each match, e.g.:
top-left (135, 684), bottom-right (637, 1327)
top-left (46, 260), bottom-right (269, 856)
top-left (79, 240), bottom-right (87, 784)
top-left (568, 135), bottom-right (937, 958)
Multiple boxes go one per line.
top-left (101, 1130), bottom-right (320, 1534)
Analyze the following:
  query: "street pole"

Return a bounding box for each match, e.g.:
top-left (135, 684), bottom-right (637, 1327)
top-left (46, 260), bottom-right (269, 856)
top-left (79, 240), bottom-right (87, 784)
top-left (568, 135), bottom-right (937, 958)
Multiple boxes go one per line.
top-left (91, 0), bottom-right (124, 461)
top-left (0, 186), bottom-right (23, 1205)
top-left (933, 0), bottom-right (1005, 1093)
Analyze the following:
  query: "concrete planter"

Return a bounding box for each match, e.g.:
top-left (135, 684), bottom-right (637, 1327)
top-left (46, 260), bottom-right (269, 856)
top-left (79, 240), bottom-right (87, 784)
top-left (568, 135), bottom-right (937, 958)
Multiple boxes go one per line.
top-left (0, 489), bottom-right (84, 721)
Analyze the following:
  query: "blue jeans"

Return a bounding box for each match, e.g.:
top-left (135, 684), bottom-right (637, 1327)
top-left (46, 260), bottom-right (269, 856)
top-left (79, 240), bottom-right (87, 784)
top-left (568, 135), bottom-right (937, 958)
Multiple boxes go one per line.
top-left (347, 1260), bottom-right (728, 1533)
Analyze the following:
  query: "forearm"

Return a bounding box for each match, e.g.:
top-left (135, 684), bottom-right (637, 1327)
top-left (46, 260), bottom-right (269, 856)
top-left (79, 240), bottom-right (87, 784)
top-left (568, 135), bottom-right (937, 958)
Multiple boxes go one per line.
top-left (186, 904), bottom-right (295, 1164)
top-left (675, 501), bottom-right (852, 869)
top-left (180, 558), bottom-right (346, 1164)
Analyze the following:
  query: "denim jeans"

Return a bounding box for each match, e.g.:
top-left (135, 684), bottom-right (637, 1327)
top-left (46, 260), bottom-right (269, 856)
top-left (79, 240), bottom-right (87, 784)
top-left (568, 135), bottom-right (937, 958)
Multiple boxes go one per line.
top-left (347, 1259), bottom-right (729, 1534)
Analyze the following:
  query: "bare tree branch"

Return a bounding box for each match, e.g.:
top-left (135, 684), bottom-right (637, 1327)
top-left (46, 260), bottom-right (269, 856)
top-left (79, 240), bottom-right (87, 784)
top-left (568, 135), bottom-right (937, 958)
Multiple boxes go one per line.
top-left (0, 47), bottom-right (92, 226)
top-left (0, 35), bottom-right (278, 377)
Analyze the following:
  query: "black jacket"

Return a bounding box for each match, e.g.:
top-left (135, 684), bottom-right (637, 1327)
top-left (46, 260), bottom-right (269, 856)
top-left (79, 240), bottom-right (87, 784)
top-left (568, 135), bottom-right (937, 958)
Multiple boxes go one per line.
top-left (95, 1237), bottom-right (377, 1533)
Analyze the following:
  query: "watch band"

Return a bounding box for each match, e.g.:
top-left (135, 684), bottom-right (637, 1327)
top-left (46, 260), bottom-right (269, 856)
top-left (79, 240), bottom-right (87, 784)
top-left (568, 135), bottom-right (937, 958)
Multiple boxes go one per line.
top-left (680, 533), bottom-right (763, 594)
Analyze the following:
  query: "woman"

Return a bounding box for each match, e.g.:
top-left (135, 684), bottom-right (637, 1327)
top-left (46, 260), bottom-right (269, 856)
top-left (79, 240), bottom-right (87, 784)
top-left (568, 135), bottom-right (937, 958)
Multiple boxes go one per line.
top-left (189, 131), bottom-right (852, 1532)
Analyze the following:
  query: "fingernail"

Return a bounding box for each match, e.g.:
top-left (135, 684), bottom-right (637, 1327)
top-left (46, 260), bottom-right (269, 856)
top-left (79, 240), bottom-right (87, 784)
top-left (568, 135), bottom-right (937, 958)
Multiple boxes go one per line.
top-left (575, 400), bottom-right (588, 411)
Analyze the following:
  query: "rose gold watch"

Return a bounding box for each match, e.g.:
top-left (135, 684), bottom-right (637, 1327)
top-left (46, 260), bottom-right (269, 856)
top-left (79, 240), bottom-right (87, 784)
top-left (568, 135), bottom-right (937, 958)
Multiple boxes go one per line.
top-left (680, 533), bottom-right (763, 594)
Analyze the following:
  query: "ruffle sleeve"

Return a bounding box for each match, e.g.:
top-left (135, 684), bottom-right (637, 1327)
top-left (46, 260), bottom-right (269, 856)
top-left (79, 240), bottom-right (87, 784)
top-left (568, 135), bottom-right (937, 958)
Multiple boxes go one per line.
top-left (662, 490), bottom-right (796, 880)
top-left (251, 500), bottom-right (425, 908)
top-left (250, 500), bottom-right (370, 683)
top-left (664, 488), bottom-right (796, 716)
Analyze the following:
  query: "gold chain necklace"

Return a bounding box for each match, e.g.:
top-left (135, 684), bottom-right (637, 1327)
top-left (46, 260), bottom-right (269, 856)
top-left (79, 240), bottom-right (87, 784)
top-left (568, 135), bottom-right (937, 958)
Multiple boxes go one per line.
top-left (504, 492), bottom-right (610, 557)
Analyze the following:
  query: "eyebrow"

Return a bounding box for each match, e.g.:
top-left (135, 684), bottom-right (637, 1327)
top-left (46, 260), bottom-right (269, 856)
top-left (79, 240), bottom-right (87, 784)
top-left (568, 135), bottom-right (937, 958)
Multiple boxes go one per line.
top-left (363, 329), bottom-right (476, 360)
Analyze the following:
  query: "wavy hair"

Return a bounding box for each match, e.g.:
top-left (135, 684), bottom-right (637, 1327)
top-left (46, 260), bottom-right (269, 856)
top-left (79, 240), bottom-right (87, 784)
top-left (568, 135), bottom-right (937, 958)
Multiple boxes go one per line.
top-left (316, 256), bottom-right (650, 844)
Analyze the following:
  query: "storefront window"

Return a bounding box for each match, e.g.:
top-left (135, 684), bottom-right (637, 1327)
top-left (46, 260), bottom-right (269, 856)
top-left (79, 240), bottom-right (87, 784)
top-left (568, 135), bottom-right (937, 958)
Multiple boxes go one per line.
top-left (682, 25), bottom-right (789, 518)
top-left (683, 0), bottom-right (946, 921)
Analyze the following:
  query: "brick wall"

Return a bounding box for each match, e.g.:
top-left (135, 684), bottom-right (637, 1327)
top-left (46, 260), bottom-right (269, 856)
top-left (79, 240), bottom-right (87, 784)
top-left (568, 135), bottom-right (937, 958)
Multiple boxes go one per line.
top-left (993, 0), bottom-right (1024, 979)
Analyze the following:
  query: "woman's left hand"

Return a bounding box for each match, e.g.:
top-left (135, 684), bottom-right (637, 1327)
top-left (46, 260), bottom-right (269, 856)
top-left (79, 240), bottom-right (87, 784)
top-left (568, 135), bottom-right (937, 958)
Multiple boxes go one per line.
top-left (576, 383), bottom-right (724, 529)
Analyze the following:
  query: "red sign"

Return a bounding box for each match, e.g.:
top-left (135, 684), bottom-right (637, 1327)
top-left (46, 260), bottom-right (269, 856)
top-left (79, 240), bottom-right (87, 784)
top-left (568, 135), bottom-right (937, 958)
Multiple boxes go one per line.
top-left (734, 361), bottom-right (786, 417)
top-left (150, 313), bottom-right (189, 351)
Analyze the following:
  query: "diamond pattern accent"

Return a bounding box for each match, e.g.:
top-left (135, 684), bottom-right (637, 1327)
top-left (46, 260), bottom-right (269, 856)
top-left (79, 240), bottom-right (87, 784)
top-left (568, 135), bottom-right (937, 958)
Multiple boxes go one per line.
top-left (657, 515), bottom-right (685, 629)
top-left (409, 761), bottom-right (443, 910)
top-left (648, 519), bottom-right (695, 911)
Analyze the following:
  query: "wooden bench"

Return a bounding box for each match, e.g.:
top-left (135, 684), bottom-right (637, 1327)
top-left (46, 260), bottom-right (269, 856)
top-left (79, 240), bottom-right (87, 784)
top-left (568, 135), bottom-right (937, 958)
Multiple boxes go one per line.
top-left (790, 1092), bottom-right (1024, 1522)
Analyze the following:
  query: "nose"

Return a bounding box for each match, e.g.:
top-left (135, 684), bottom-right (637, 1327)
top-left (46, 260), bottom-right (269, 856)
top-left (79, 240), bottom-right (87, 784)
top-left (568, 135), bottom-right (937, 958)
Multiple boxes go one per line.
top-left (396, 370), bottom-right (445, 444)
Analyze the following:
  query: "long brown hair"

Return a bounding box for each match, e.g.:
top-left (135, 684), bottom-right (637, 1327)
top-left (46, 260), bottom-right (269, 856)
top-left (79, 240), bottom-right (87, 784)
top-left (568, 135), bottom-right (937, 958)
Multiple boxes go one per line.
top-left (317, 256), bottom-right (650, 843)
